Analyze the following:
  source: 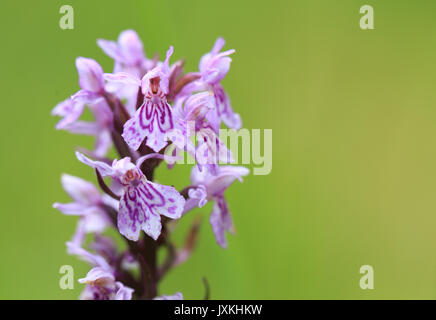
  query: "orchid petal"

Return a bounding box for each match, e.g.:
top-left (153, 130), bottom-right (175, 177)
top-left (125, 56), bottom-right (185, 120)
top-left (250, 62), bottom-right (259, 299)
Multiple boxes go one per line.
top-left (211, 37), bottom-right (226, 55)
top-left (53, 98), bottom-right (86, 130)
top-left (94, 130), bottom-right (112, 158)
top-left (210, 197), bottom-right (233, 248)
top-left (118, 185), bottom-right (162, 241)
top-left (66, 242), bottom-right (112, 271)
top-left (60, 174), bottom-right (101, 204)
top-left (75, 151), bottom-right (115, 176)
top-left (97, 39), bottom-right (124, 62)
top-left (122, 99), bottom-right (173, 152)
top-left (122, 107), bottom-right (147, 151)
top-left (53, 202), bottom-right (88, 215)
top-left (115, 282), bottom-right (134, 300)
top-left (78, 267), bottom-right (114, 285)
top-left (117, 188), bottom-right (144, 241)
top-left (62, 121), bottom-right (100, 135)
top-left (104, 72), bottom-right (141, 87)
top-left (207, 166), bottom-right (249, 196)
top-left (76, 57), bottom-right (105, 93)
top-left (118, 29), bottom-right (145, 66)
top-left (147, 181), bottom-right (185, 220)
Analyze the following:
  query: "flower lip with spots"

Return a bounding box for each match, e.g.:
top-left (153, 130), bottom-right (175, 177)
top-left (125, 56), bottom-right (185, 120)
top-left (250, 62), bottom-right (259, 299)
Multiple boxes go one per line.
top-left (75, 151), bottom-right (185, 241)
top-left (105, 47), bottom-right (175, 152)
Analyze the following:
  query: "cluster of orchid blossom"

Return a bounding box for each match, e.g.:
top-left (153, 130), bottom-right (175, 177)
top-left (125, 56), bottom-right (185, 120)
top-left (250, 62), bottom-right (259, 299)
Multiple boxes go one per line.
top-left (52, 30), bottom-right (248, 300)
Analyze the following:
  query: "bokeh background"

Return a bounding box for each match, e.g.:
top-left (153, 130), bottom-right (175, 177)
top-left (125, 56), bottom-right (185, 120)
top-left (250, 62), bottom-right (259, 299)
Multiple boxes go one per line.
top-left (1, 0), bottom-right (436, 299)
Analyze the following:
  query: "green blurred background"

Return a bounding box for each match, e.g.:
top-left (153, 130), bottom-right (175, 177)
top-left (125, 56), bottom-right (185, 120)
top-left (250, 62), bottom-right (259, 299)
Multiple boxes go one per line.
top-left (1, 0), bottom-right (436, 299)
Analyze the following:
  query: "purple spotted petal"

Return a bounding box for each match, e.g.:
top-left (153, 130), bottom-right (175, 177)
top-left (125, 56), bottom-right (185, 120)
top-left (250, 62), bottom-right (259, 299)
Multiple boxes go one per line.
top-left (212, 84), bottom-right (241, 130)
top-left (118, 187), bottom-right (147, 241)
top-left (145, 116), bottom-right (171, 152)
top-left (117, 179), bottom-right (184, 241)
top-left (122, 99), bottom-right (174, 152)
top-left (210, 196), bottom-right (233, 248)
top-left (154, 101), bottom-right (174, 133)
top-left (147, 181), bottom-right (185, 219)
top-left (122, 108), bottom-right (147, 151)
top-left (188, 185), bottom-right (208, 208)
top-left (136, 100), bottom-right (157, 136)
top-left (118, 184), bottom-right (162, 241)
